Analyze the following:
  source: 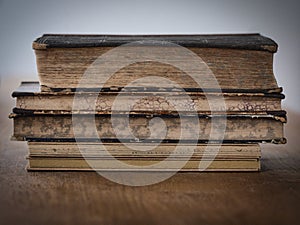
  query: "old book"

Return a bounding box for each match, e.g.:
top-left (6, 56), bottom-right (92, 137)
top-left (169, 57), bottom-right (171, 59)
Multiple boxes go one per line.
top-left (10, 113), bottom-right (286, 143)
top-left (13, 82), bottom-right (284, 113)
top-left (27, 142), bottom-right (261, 159)
top-left (27, 157), bottom-right (261, 171)
top-left (32, 34), bottom-right (279, 91)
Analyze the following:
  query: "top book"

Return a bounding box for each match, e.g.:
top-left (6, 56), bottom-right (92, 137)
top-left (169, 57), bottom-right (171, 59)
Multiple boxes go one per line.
top-left (33, 34), bottom-right (279, 91)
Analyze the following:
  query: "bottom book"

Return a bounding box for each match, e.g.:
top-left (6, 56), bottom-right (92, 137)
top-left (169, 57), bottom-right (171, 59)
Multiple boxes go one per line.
top-left (27, 142), bottom-right (261, 171)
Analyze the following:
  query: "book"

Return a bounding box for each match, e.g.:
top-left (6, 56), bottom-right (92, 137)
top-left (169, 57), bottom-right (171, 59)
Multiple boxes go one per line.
top-left (13, 82), bottom-right (284, 113)
top-left (27, 142), bottom-right (261, 159)
top-left (10, 113), bottom-right (286, 143)
top-left (33, 34), bottom-right (279, 91)
top-left (27, 157), bottom-right (261, 172)
top-left (26, 142), bottom-right (261, 172)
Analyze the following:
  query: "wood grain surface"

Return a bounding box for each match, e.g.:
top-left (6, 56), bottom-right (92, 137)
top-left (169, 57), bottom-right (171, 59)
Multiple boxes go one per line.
top-left (0, 80), bottom-right (299, 225)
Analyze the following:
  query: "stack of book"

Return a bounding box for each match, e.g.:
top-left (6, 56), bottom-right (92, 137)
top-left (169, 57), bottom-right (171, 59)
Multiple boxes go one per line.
top-left (10, 34), bottom-right (286, 171)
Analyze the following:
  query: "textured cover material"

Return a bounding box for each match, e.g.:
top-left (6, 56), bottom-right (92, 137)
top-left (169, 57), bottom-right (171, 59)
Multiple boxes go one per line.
top-left (33, 33), bottom-right (278, 52)
top-left (10, 113), bottom-right (286, 143)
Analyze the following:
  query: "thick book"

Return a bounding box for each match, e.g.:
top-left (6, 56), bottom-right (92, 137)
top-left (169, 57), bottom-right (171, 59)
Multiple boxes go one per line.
top-left (32, 34), bottom-right (279, 91)
top-left (13, 82), bottom-right (284, 113)
top-left (10, 113), bottom-right (286, 143)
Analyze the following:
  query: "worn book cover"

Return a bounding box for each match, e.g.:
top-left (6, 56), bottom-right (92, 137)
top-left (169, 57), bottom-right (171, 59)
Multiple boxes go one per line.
top-left (13, 82), bottom-right (284, 114)
top-left (32, 34), bottom-right (279, 90)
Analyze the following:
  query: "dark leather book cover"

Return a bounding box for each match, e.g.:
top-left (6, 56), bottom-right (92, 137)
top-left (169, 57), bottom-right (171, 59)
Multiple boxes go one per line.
top-left (33, 33), bottom-right (277, 52)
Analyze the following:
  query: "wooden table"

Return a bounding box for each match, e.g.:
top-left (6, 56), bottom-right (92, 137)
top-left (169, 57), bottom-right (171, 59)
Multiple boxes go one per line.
top-left (0, 82), bottom-right (299, 225)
